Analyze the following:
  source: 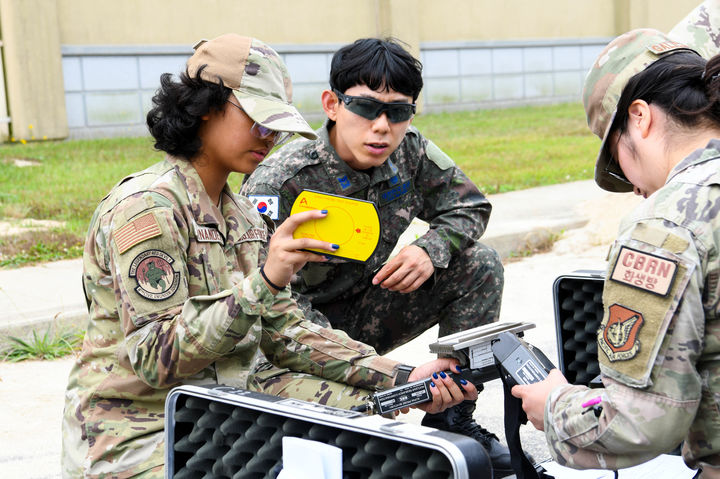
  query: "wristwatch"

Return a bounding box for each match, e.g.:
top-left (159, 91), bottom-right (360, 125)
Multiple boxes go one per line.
top-left (394, 364), bottom-right (415, 386)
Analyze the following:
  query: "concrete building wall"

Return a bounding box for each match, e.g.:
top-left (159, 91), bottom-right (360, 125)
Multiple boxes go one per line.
top-left (55, 0), bottom-right (379, 46)
top-left (54, 0), bottom-right (700, 46)
top-left (1, 0), bottom-right (66, 141)
top-left (1, 0), bottom-right (707, 141)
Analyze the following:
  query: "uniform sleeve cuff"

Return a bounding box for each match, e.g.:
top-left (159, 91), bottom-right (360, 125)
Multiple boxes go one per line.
top-left (545, 384), bottom-right (599, 443)
top-left (413, 231), bottom-right (451, 268)
top-left (236, 268), bottom-right (289, 316)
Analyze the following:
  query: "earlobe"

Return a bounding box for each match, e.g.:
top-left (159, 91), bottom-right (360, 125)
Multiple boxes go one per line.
top-left (321, 90), bottom-right (338, 121)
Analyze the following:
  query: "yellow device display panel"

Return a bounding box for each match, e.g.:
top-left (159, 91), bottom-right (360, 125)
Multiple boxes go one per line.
top-left (290, 190), bottom-right (381, 262)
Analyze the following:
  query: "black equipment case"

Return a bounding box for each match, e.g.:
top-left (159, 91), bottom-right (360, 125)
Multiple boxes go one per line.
top-left (552, 270), bottom-right (605, 386)
top-left (165, 384), bottom-right (492, 478)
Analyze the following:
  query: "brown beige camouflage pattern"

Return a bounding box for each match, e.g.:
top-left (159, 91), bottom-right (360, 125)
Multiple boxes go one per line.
top-left (188, 34), bottom-right (316, 140)
top-left (669, 0), bottom-right (720, 60)
top-left (62, 156), bottom-right (400, 478)
top-left (582, 28), bottom-right (696, 193)
top-left (241, 122), bottom-right (503, 357)
top-left (544, 142), bottom-right (720, 472)
top-left (248, 362), bottom-right (369, 408)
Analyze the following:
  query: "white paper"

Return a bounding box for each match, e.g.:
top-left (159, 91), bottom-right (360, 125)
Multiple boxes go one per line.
top-left (540, 454), bottom-right (697, 479)
top-left (541, 461), bottom-right (615, 479)
top-left (276, 436), bottom-right (342, 479)
top-left (616, 454), bottom-right (696, 479)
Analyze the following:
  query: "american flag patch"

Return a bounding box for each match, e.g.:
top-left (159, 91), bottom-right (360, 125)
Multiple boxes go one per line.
top-left (115, 212), bottom-right (162, 254)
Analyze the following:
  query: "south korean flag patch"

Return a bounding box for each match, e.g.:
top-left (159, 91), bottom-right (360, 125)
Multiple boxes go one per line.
top-left (249, 195), bottom-right (279, 220)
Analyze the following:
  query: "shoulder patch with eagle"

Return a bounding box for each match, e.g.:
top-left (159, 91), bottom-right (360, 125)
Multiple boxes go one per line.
top-left (600, 304), bottom-right (644, 361)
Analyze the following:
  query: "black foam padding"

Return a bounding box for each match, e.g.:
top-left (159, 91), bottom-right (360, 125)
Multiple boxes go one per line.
top-left (554, 275), bottom-right (604, 385)
top-left (171, 394), bottom-right (459, 478)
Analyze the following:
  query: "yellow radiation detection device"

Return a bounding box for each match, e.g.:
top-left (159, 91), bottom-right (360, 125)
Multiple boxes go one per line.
top-left (290, 190), bottom-right (381, 262)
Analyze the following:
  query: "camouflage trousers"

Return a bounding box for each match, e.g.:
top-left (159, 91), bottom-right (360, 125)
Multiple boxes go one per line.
top-left (247, 362), bottom-right (371, 410)
top-left (302, 242), bottom-right (504, 357)
top-left (248, 242), bottom-right (502, 408)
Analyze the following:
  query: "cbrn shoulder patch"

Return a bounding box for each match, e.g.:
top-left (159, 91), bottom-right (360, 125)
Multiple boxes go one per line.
top-left (598, 240), bottom-right (693, 388)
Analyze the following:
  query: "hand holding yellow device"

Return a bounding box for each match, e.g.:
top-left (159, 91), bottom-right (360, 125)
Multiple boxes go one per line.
top-left (290, 190), bottom-right (381, 262)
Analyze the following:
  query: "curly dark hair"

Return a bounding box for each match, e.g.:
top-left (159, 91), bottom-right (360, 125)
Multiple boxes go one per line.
top-left (146, 66), bottom-right (230, 160)
top-left (329, 38), bottom-right (423, 101)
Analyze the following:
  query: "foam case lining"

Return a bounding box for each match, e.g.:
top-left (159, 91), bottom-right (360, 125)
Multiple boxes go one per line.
top-left (552, 270), bottom-right (605, 386)
top-left (165, 384), bottom-right (491, 479)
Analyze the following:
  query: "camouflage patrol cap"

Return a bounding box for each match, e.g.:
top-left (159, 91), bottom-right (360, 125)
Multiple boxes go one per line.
top-left (187, 34), bottom-right (317, 140)
top-left (583, 29), bottom-right (696, 192)
top-left (669, 0), bottom-right (720, 60)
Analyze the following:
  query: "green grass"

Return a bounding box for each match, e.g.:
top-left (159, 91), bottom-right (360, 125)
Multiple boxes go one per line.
top-left (0, 137), bottom-right (164, 234)
top-left (2, 327), bottom-right (83, 361)
top-left (411, 102), bottom-right (596, 193)
top-left (0, 102), bottom-right (598, 267)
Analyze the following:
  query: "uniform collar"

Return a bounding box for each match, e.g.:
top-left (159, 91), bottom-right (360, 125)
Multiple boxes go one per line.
top-left (167, 155), bottom-right (239, 241)
top-left (666, 138), bottom-right (720, 185)
top-left (315, 121), bottom-right (403, 195)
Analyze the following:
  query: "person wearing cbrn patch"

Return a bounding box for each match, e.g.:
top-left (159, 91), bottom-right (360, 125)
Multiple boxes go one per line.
top-left (512, 28), bottom-right (720, 479)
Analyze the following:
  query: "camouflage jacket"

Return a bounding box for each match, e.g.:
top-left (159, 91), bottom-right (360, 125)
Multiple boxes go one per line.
top-left (241, 122), bottom-right (491, 303)
top-left (545, 141), bottom-right (720, 471)
top-left (62, 156), bottom-right (399, 478)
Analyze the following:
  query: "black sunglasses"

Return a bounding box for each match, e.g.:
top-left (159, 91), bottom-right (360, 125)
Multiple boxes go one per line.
top-left (605, 161), bottom-right (633, 186)
top-left (334, 90), bottom-right (416, 123)
top-left (605, 130), bottom-right (633, 186)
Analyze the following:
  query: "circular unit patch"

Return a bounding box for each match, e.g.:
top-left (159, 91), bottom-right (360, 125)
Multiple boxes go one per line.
top-left (129, 249), bottom-right (180, 301)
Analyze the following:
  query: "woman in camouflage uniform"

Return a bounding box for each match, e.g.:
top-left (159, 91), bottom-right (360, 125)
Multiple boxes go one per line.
top-left (61, 34), bottom-right (476, 479)
top-left (513, 28), bottom-right (720, 478)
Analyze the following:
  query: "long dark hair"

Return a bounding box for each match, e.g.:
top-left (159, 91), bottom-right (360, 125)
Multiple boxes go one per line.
top-left (613, 51), bottom-right (720, 134)
top-left (146, 66), bottom-right (230, 160)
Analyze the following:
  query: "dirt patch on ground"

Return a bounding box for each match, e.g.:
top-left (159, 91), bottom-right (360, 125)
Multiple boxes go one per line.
top-left (0, 227), bottom-right (82, 264)
top-left (0, 219), bottom-right (65, 237)
top-left (552, 192), bottom-right (644, 255)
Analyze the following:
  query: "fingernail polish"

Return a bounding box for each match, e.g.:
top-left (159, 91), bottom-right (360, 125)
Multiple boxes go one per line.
top-left (439, 371), bottom-right (447, 378)
top-left (331, 244), bottom-right (339, 249)
top-left (455, 365), bottom-right (462, 373)
top-left (460, 379), bottom-right (467, 385)
top-left (321, 209), bottom-right (328, 214)
top-left (430, 381), bottom-right (435, 388)
top-left (432, 372), bottom-right (438, 379)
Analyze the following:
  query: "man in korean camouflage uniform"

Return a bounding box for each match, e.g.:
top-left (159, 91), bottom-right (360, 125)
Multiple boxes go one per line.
top-left (241, 37), bottom-right (513, 475)
top-left (512, 21), bottom-right (720, 478)
top-left (62, 34), bottom-right (474, 479)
